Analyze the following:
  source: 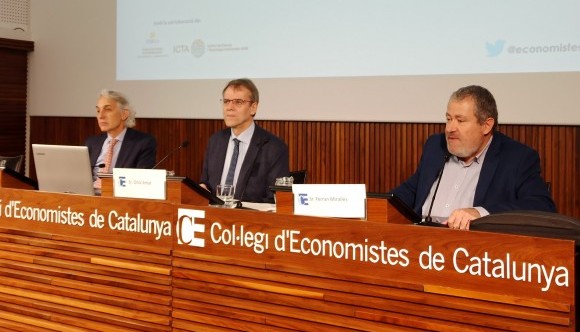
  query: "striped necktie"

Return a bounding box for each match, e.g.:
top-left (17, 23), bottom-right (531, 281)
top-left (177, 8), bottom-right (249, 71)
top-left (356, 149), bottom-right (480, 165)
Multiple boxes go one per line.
top-left (225, 138), bottom-right (240, 185)
top-left (103, 138), bottom-right (119, 173)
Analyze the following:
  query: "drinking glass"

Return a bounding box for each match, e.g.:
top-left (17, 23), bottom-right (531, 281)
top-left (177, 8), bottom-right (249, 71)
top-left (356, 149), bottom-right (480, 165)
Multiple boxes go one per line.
top-left (216, 184), bottom-right (235, 208)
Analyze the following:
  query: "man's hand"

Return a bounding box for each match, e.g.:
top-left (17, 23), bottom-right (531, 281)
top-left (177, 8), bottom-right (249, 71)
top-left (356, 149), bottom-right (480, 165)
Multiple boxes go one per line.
top-left (444, 208), bottom-right (481, 230)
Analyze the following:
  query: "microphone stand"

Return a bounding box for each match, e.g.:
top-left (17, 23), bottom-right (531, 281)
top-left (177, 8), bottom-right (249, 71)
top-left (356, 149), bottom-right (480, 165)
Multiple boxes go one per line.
top-left (423, 154), bottom-right (451, 224)
top-left (152, 140), bottom-right (190, 169)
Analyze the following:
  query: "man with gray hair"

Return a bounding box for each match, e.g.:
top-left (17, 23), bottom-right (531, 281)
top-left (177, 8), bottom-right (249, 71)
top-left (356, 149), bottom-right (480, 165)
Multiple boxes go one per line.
top-left (85, 89), bottom-right (157, 191)
top-left (391, 85), bottom-right (555, 230)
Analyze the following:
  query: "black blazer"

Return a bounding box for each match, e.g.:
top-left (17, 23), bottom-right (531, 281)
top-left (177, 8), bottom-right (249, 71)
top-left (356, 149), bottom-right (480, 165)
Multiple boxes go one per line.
top-left (201, 125), bottom-right (289, 203)
top-left (391, 132), bottom-right (556, 216)
top-left (86, 128), bottom-right (157, 169)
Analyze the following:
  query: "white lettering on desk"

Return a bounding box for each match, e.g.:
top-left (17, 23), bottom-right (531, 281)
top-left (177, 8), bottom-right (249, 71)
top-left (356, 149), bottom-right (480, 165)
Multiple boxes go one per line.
top-left (2, 200), bottom-right (85, 226)
top-left (453, 247), bottom-right (568, 292)
top-left (211, 222), bottom-right (269, 254)
top-left (174, 213), bottom-right (570, 292)
top-left (0, 199), bottom-right (171, 240)
top-left (207, 221), bottom-right (410, 266)
top-left (107, 210), bottom-right (171, 240)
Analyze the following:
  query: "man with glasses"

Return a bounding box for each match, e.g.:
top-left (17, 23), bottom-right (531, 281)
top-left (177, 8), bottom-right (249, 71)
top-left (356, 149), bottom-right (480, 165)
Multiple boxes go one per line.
top-left (200, 78), bottom-right (289, 203)
top-left (390, 85), bottom-right (555, 230)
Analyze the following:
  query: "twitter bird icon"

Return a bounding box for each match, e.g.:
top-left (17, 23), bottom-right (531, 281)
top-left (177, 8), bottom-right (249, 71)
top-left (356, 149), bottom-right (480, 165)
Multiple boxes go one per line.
top-left (486, 40), bottom-right (506, 57)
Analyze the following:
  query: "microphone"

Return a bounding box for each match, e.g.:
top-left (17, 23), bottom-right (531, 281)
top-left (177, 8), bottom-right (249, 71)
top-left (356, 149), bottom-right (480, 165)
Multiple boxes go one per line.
top-left (152, 140), bottom-right (190, 169)
top-left (423, 153), bottom-right (451, 224)
top-left (237, 138), bottom-right (270, 207)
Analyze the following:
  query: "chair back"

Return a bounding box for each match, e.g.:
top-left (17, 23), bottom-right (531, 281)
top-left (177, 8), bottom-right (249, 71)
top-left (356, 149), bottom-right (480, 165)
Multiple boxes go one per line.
top-left (0, 155), bottom-right (24, 172)
top-left (471, 210), bottom-right (580, 245)
top-left (289, 170), bottom-right (307, 184)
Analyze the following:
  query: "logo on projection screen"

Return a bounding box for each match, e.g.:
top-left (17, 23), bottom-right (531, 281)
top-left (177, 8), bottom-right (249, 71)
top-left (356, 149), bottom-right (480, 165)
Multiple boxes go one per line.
top-left (191, 39), bottom-right (205, 57)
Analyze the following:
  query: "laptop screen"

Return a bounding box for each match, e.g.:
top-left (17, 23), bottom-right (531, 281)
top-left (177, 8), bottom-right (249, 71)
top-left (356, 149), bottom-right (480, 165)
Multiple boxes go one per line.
top-left (367, 192), bottom-right (423, 224)
top-left (32, 144), bottom-right (95, 195)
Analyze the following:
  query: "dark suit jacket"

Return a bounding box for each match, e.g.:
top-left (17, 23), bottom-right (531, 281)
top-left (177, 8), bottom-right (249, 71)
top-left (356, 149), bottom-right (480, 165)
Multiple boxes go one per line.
top-left (391, 132), bottom-right (556, 216)
top-left (201, 125), bottom-right (289, 203)
top-left (85, 128), bottom-right (157, 169)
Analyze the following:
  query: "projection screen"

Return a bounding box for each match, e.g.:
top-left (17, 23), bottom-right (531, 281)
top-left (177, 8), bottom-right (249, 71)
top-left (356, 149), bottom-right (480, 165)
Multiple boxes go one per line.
top-left (27, 0), bottom-right (580, 124)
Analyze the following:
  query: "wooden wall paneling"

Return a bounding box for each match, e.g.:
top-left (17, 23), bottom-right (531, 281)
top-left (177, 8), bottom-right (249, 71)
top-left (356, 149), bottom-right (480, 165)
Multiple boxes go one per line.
top-left (318, 121), bottom-right (325, 182)
top-left (362, 122), bottom-right (369, 185)
top-left (561, 128), bottom-right (580, 210)
top-left (0, 38), bottom-right (33, 166)
top-left (146, 118), bottom-right (187, 172)
top-left (350, 122), bottom-right (359, 185)
top-left (329, 122), bottom-right (337, 183)
top-left (387, 123), bottom-right (397, 192)
top-left (316, 122), bottom-right (323, 182)
top-left (300, 121), bottom-right (308, 173)
top-left (369, 123), bottom-right (378, 190)
top-left (365, 122), bottom-right (374, 189)
top-left (550, 126), bottom-right (559, 199)
top-left (411, 123), bottom-right (419, 170)
top-left (330, 122), bottom-right (337, 183)
top-left (28, 117), bottom-right (579, 219)
top-left (312, 121), bottom-right (320, 183)
top-left (539, 126), bottom-right (549, 186)
top-left (341, 122), bottom-right (349, 183)
top-left (337, 122), bottom-right (344, 183)
top-left (332, 122), bottom-right (340, 182)
top-left (358, 122), bottom-right (364, 184)
top-left (576, 128), bottom-right (580, 217)
top-left (289, 121), bottom-right (300, 172)
top-left (395, 124), bottom-right (405, 184)
top-left (305, 121), bottom-right (312, 179)
top-left (313, 122), bottom-right (323, 183)
top-left (555, 127), bottom-right (564, 212)
top-left (563, 127), bottom-right (573, 214)
top-left (289, 121), bottom-right (298, 172)
top-left (328, 122), bottom-right (334, 183)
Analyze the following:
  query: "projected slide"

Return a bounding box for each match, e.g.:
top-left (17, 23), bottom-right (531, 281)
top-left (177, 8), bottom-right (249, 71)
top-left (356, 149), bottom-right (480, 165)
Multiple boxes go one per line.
top-left (117, 0), bottom-right (580, 80)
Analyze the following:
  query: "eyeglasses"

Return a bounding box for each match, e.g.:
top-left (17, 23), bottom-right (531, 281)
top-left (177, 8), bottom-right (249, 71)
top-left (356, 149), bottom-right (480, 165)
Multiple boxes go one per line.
top-left (221, 99), bottom-right (255, 106)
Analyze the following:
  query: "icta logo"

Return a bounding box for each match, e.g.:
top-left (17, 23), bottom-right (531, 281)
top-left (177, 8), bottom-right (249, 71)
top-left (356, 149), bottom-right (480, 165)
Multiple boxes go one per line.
top-left (176, 208), bottom-right (205, 247)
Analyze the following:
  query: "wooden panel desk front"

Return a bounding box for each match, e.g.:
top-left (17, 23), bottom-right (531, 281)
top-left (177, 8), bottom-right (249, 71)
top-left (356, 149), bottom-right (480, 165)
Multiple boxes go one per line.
top-left (0, 188), bottom-right (174, 331)
top-left (0, 168), bottom-right (36, 190)
top-left (173, 204), bottom-right (575, 331)
top-left (0, 187), bottom-right (575, 331)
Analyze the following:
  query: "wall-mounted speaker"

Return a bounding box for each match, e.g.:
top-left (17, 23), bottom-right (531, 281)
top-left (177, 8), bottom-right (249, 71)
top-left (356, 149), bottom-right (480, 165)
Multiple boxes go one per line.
top-left (0, 0), bottom-right (30, 39)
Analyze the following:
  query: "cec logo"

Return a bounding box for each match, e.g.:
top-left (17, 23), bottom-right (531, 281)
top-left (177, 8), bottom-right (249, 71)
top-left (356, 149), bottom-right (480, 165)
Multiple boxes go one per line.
top-left (119, 176), bottom-right (127, 187)
top-left (299, 193), bottom-right (309, 205)
top-left (176, 208), bottom-right (206, 247)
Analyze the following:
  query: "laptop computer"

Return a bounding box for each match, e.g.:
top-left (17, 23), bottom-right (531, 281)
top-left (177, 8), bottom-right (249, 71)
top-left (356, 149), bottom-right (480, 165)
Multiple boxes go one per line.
top-left (32, 144), bottom-right (95, 195)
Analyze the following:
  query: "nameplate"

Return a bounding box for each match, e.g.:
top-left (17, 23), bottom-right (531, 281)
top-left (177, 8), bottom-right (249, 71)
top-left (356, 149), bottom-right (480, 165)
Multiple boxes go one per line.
top-left (292, 184), bottom-right (366, 218)
top-left (113, 168), bottom-right (166, 200)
